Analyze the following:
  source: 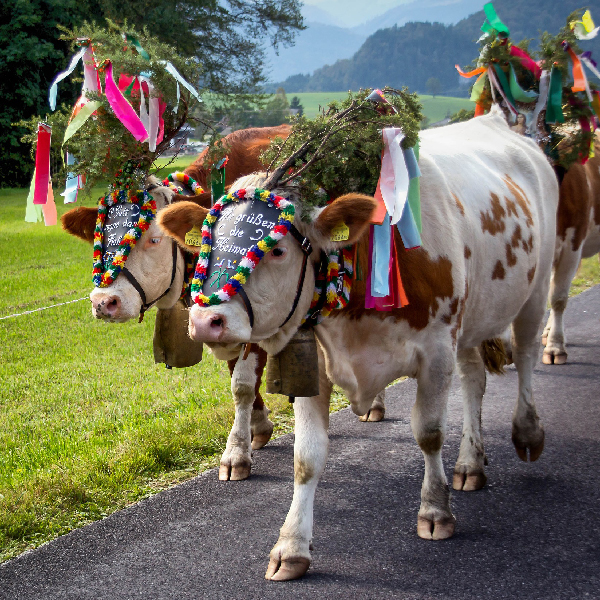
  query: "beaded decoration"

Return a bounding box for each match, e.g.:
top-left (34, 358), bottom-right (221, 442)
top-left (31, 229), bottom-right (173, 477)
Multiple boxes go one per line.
top-left (162, 172), bottom-right (205, 196)
top-left (304, 247), bottom-right (354, 323)
top-left (191, 188), bottom-right (295, 306)
top-left (92, 189), bottom-right (156, 287)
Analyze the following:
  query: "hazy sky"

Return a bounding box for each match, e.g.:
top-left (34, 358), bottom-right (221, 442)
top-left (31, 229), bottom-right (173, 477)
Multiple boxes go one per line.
top-left (302, 0), bottom-right (415, 27)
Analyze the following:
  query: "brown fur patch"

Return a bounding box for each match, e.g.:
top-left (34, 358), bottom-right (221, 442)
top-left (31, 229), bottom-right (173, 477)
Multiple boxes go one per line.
top-left (418, 430), bottom-right (444, 454)
top-left (480, 193), bottom-right (506, 235)
top-left (527, 265), bottom-right (536, 284)
top-left (294, 457), bottom-right (314, 484)
top-left (336, 230), bottom-right (454, 331)
top-left (464, 246), bottom-right (472, 259)
top-left (157, 201), bottom-right (209, 253)
top-left (61, 206), bottom-right (98, 244)
top-left (511, 224), bottom-right (522, 248)
top-left (522, 235), bottom-right (534, 254)
top-left (183, 125), bottom-right (291, 191)
top-left (505, 197), bottom-right (518, 218)
top-left (505, 243), bottom-right (517, 267)
top-left (452, 193), bottom-right (465, 216)
top-left (492, 260), bottom-right (506, 280)
top-left (503, 175), bottom-right (533, 227)
top-left (450, 286), bottom-right (468, 345)
top-left (315, 194), bottom-right (378, 244)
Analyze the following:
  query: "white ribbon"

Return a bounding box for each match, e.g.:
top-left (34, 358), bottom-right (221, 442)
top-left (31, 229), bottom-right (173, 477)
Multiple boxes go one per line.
top-left (528, 70), bottom-right (550, 135)
top-left (49, 47), bottom-right (86, 111)
top-left (380, 128), bottom-right (410, 226)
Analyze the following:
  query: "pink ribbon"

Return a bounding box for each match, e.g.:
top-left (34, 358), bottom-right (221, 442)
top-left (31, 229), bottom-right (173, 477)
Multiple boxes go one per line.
top-left (509, 46), bottom-right (542, 79)
top-left (42, 180), bottom-right (57, 226)
top-left (103, 61), bottom-right (148, 142)
top-left (34, 124), bottom-right (52, 205)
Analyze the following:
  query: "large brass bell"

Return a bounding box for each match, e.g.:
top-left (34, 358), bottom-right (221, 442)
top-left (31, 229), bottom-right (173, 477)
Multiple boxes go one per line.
top-left (153, 299), bottom-right (203, 368)
top-left (266, 327), bottom-right (320, 398)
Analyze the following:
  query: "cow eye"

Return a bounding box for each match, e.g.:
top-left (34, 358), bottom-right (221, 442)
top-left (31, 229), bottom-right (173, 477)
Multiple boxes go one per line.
top-left (272, 247), bottom-right (286, 257)
top-left (149, 237), bottom-right (162, 245)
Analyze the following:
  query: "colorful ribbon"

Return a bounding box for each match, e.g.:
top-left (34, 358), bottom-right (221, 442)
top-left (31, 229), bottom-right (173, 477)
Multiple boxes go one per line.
top-left (546, 66), bottom-right (565, 124)
top-left (481, 2), bottom-right (510, 38)
top-left (33, 124), bottom-right (51, 205)
top-left (102, 60), bottom-right (148, 142)
top-left (508, 63), bottom-right (538, 103)
top-left (63, 99), bottom-right (102, 146)
top-left (61, 153), bottom-right (82, 204)
top-left (48, 47), bottom-right (86, 111)
top-left (571, 10), bottom-right (599, 40)
top-left (42, 180), bottom-right (57, 226)
top-left (509, 46), bottom-right (542, 79)
top-left (25, 169), bottom-right (43, 223)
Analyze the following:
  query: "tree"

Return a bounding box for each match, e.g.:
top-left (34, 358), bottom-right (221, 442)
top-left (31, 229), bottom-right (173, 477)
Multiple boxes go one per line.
top-left (289, 96), bottom-right (304, 116)
top-left (0, 0), bottom-right (304, 187)
top-left (426, 77), bottom-right (442, 98)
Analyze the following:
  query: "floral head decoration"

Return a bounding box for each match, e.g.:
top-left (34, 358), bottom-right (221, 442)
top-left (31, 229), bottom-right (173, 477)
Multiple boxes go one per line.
top-left (92, 188), bottom-right (156, 287)
top-left (191, 188), bottom-right (295, 306)
top-left (162, 172), bottom-right (205, 196)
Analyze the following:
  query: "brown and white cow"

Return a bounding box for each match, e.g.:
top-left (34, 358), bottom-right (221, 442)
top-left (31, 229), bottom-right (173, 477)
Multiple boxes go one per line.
top-left (542, 146), bottom-right (600, 364)
top-left (61, 126), bottom-right (292, 481)
top-left (158, 111), bottom-right (559, 580)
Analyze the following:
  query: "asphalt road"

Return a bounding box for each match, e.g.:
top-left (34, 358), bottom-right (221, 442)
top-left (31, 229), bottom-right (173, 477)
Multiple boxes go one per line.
top-left (2, 286), bottom-right (600, 600)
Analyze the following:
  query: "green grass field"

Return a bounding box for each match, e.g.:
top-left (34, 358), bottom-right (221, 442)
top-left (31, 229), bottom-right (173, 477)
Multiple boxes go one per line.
top-left (1, 170), bottom-right (599, 564)
top-left (290, 92), bottom-right (473, 122)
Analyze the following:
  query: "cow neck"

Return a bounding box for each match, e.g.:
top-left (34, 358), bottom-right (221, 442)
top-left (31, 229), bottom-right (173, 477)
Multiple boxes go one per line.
top-left (121, 239), bottom-right (179, 322)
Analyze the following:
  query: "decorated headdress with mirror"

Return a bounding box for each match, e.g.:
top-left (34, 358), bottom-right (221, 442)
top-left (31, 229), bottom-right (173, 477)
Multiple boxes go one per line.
top-left (21, 20), bottom-right (203, 287)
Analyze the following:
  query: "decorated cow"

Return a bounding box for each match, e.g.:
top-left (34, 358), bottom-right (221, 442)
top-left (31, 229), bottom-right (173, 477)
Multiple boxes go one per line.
top-left (456, 5), bottom-right (600, 364)
top-left (62, 125), bottom-right (293, 481)
top-left (158, 110), bottom-right (559, 580)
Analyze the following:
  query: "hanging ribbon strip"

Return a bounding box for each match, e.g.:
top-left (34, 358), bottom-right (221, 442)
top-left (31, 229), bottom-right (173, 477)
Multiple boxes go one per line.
top-left (563, 42), bottom-right (592, 101)
top-left (508, 63), bottom-right (538, 103)
top-left (546, 66), bottom-right (565, 124)
top-left (509, 46), bottom-right (542, 79)
top-left (211, 157), bottom-right (228, 205)
top-left (488, 65), bottom-right (518, 116)
top-left (61, 153), bottom-right (84, 204)
top-left (123, 33), bottom-right (151, 60)
top-left (25, 169), bottom-right (43, 223)
top-left (63, 99), bottom-right (102, 146)
top-left (481, 2), bottom-right (510, 37)
top-left (161, 61), bottom-right (202, 112)
top-left (48, 47), bottom-right (86, 111)
top-left (571, 10), bottom-right (599, 41)
top-left (33, 124), bottom-right (52, 205)
top-left (102, 60), bottom-right (148, 142)
top-left (42, 180), bottom-right (57, 226)
top-left (528, 70), bottom-right (551, 134)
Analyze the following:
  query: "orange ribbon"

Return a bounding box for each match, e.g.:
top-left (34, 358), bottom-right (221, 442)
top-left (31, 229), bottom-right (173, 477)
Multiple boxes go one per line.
top-left (455, 65), bottom-right (487, 78)
top-left (563, 42), bottom-right (587, 93)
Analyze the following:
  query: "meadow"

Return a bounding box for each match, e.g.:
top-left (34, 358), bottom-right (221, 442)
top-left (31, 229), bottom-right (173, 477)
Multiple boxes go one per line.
top-left (1, 155), bottom-right (599, 563)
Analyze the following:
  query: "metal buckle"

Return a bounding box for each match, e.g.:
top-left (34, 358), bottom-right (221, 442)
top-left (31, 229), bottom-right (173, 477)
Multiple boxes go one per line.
top-left (301, 237), bottom-right (313, 255)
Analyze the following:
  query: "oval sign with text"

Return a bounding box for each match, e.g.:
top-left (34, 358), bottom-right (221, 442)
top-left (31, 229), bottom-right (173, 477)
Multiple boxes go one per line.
top-left (101, 202), bottom-right (141, 267)
top-left (203, 198), bottom-right (282, 295)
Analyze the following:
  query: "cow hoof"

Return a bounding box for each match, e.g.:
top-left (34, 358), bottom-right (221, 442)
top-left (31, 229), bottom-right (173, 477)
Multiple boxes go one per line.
top-left (218, 462), bottom-right (251, 481)
top-left (512, 434), bottom-right (545, 462)
top-left (265, 557), bottom-right (311, 581)
top-left (417, 515), bottom-right (455, 540)
top-left (542, 350), bottom-right (567, 365)
top-left (358, 407), bottom-right (385, 422)
top-left (452, 471), bottom-right (487, 491)
top-left (251, 432), bottom-right (272, 450)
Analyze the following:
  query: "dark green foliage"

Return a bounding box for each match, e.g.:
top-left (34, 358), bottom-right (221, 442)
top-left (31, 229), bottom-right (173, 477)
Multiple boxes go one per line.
top-left (1, 0), bottom-right (303, 188)
top-left (261, 88), bottom-right (423, 210)
top-left (289, 96), bottom-right (304, 116)
top-left (449, 108), bottom-right (475, 123)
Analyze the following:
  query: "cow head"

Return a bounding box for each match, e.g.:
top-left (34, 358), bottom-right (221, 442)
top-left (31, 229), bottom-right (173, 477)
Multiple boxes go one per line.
top-left (158, 174), bottom-right (377, 354)
top-left (62, 178), bottom-right (190, 322)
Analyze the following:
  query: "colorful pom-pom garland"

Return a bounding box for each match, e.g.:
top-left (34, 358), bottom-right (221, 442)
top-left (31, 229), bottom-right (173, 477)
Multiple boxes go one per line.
top-left (162, 172), bottom-right (205, 196)
top-left (191, 188), bottom-right (295, 307)
top-left (92, 189), bottom-right (156, 288)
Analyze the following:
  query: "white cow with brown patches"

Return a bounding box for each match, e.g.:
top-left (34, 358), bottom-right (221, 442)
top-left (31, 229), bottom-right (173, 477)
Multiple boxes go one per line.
top-left (158, 112), bottom-right (558, 581)
top-left (542, 147), bottom-right (600, 364)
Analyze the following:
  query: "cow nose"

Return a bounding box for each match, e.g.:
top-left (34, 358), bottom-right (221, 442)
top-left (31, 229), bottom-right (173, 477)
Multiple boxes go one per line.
top-left (92, 295), bottom-right (121, 319)
top-left (189, 311), bottom-right (227, 342)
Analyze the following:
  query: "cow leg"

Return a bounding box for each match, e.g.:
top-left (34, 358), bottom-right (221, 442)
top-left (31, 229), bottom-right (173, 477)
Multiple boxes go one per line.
top-left (453, 347), bottom-right (487, 491)
top-left (249, 348), bottom-right (274, 450)
top-left (542, 249), bottom-right (580, 365)
top-left (511, 304), bottom-right (545, 462)
top-left (412, 347), bottom-right (456, 540)
top-left (358, 389), bottom-right (386, 422)
top-left (219, 347), bottom-right (262, 481)
top-left (265, 355), bottom-right (332, 581)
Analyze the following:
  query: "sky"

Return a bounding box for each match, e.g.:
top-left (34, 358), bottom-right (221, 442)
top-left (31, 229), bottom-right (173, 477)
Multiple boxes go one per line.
top-left (301, 0), bottom-right (415, 28)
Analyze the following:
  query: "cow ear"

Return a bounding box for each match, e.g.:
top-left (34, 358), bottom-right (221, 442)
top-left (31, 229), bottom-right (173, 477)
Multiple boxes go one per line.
top-left (158, 200), bottom-right (210, 253)
top-left (312, 193), bottom-right (377, 249)
top-left (61, 206), bottom-right (98, 244)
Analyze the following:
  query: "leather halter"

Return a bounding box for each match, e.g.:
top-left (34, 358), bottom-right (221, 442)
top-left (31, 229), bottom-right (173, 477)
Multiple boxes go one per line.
top-left (235, 224), bottom-right (313, 330)
top-left (121, 240), bottom-right (179, 322)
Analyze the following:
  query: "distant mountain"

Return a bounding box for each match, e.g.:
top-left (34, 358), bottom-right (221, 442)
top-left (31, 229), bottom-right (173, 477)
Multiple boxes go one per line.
top-left (300, 5), bottom-right (340, 27)
top-left (263, 21), bottom-right (366, 84)
top-left (353, 0), bottom-right (485, 35)
top-left (272, 0), bottom-right (600, 95)
top-left (303, 0), bottom-right (412, 28)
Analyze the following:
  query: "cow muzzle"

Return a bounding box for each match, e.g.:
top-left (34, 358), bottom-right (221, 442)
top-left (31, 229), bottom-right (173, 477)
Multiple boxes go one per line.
top-left (188, 303), bottom-right (251, 344)
top-left (91, 292), bottom-right (123, 321)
